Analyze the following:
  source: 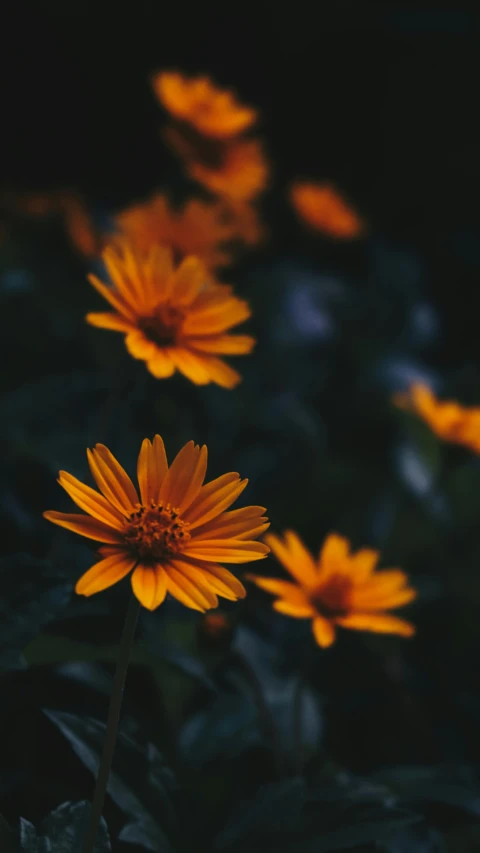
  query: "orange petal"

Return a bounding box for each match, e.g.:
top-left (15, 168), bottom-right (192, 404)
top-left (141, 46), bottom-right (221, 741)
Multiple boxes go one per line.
top-left (273, 600), bottom-right (315, 618)
top-left (348, 548), bottom-right (379, 580)
top-left (247, 575), bottom-right (312, 609)
top-left (188, 334), bottom-right (256, 355)
top-left (193, 505), bottom-right (267, 539)
top-left (265, 531), bottom-right (318, 587)
top-left (137, 438), bottom-right (160, 506)
top-left (58, 471), bottom-right (125, 528)
top-left (86, 312), bottom-right (135, 332)
top-left (174, 558), bottom-right (246, 600)
top-left (43, 510), bottom-right (124, 544)
top-left (172, 256), bottom-right (206, 304)
top-left (186, 474), bottom-right (247, 527)
top-left (312, 616), bottom-right (336, 648)
top-left (177, 445), bottom-right (208, 513)
top-left (191, 354), bottom-right (242, 389)
top-left (168, 348), bottom-right (212, 385)
top-left (183, 540), bottom-right (269, 562)
top-left (87, 449), bottom-right (132, 517)
top-left (92, 445), bottom-right (139, 511)
top-left (75, 550), bottom-right (136, 596)
top-left (165, 565), bottom-right (217, 611)
top-left (131, 564), bottom-right (167, 610)
top-left (351, 587), bottom-right (417, 611)
top-left (170, 558), bottom-right (235, 602)
top-left (88, 273), bottom-right (136, 320)
top-left (319, 533), bottom-right (350, 566)
top-left (184, 298), bottom-right (251, 335)
top-left (125, 331), bottom-right (158, 361)
top-left (336, 613), bottom-right (416, 637)
top-left (159, 440), bottom-right (200, 507)
top-left (146, 350), bottom-right (176, 378)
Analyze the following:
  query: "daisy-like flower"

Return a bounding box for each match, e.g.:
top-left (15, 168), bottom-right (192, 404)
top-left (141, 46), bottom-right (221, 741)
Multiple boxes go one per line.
top-left (116, 194), bottom-right (236, 271)
top-left (186, 138), bottom-right (269, 203)
top-left (153, 71), bottom-right (257, 139)
top-left (86, 239), bottom-right (255, 388)
top-left (290, 182), bottom-right (365, 239)
top-left (395, 383), bottom-right (480, 453)
top-left (44, 437), bottom-right (269, 611)
top-left (248, 531), bottom-right (416, 648)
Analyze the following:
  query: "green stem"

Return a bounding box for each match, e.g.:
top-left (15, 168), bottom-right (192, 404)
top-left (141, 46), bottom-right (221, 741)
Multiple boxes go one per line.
top-left (83, 596), bottom-right (140, 853)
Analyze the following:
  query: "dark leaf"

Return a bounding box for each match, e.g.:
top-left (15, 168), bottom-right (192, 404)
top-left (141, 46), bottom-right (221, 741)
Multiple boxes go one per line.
top-left (302, 806), bottom-right (420, 852)
top-left (0, 554), bottom-right (72, 673)
top-left (0, 814), bottom-right (14, 853)
top-left (372, 764), bottom-right (480, 818)
top-left (213, 778), bottom-right (306, 850)
top-left (44, 710), bottom-right (178, 853)
top-left (18, 802), bottom-right (110, 853)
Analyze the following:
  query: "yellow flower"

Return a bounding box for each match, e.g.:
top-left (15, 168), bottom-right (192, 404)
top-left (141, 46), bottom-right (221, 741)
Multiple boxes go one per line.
top-left (153, 71), bottom-right (257, 139)
top-left (44, 437), bottom-right (269, 611)
top-left (394, 383), bottom-right (480, 452)
top-left (290, 182), bottom-right (365, 239)
top-left (248, 531), bottom-right (416, 648)
top-left (86, 239), bottom-right (255, 388)
top-left (116, 194), bottom-right (236, 271)
top-left (187, 138), bottom-right (269, 203)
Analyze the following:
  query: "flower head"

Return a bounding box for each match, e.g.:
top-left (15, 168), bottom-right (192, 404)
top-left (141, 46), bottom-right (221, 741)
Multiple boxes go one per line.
top-left (116, 194), bottom-right (236, 270)
top-left (187, 139), bottom-right (269, 203)
top-left (153, 71), bottom-right (257, 139)
top-left (290, 182), bottom-right (365, 239)
top-left (394, 383), bottom-right (480, 452)
top-left (248, 531), bottom-right (416, 647)
top-left (86, 240), bottom-right (255, 388)
top-left (44, 437), bottom-right (269, 611)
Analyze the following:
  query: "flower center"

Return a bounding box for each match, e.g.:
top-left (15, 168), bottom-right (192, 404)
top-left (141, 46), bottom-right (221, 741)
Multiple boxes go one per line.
top-left (123, 502), bottom-right (190, 562)
top-left (310, 575), bottom-right (352, 619)
top-left (139, 304), bottom-right (185, 347)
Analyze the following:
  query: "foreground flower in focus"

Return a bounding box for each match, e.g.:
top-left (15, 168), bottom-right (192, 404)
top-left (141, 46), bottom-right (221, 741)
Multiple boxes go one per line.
top-left (44, 437), bottom-right (269, 610)
top-left (248, 531), bottom-right (416, 647)
top-left (153, 71), bottom-right (257, 139)
top-left (290, 182), bottom-right (365, 239)
top-left (116, 194), bottom-right (236, 270)
top-left (87, 240), bottom-right (255, 388)
top-left (394, 383), bottom-right (480, 452)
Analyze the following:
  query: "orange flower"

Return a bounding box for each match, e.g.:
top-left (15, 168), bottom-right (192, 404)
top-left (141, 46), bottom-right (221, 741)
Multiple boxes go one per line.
top-left (116, 194), bottom-right (236, 270)
top-left (86, 239), bottom-right (255, 388)
top-left (153, 71), bottom-right (257, 139)
top-left (395, 383), bottom-right (480, 452)
top-left (187, 139), bottom-right (269, 203)
top-left (44, 437), bottom-right (269, 611)
top-left (290, 182), bottom-right (365, 239)
top-left (248, 531), bottom-right (416, 648)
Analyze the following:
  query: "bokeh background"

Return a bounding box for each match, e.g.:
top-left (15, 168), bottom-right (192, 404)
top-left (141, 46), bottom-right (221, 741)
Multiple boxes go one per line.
top-left (2, 4), bottom-right (480, 852)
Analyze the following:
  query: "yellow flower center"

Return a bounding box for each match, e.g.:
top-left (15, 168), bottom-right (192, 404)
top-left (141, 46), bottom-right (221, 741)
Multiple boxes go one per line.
top-left (140, 304), bottom-right (185, 347)
top-left (310, 575), bottom-right (352, 619)
top-left (123, 502), bottom-right (190, 561)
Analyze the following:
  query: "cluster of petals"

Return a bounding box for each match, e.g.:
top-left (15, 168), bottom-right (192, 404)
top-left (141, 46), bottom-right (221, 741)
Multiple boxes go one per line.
top-left (395, 383), bottom-right (480, 453)
top-left (290, 182), bottom-right (365, 239)
top-left (248, 531), bottom-right (416, 647)
top-left (86, 239), bottom-right (255, 388)
top-left (44, 437), bottom-right (269, 611)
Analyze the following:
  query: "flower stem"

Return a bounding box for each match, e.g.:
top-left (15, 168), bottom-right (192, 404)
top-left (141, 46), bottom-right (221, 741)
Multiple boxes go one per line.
top-left (83, 595), bottom-right (140, 853)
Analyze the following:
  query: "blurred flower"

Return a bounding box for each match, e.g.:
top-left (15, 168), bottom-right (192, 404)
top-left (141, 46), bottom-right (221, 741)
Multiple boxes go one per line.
top-left (86, 239), bottom-right (255, 388)
top-left (395, 383), bottom-right (480, 452)
top-left (187, 139), bottom-right (269, 203)
top-left (44, 436), bottom-right (269, 611)
top-left (153, 71), bottom-right (257, 139)
top-left (290, 182), bottom-right (365, 239)
top-left (248, 531), bottom-right (416, 647)
top-left (116, 194), bottom-right (235, 270)
top-left (2, 190), bottom-right (101, 257)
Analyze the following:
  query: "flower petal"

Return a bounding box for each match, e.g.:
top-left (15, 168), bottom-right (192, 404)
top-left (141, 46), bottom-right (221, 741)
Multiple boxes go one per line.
top-left (188, 334), bottom-right (255, 355)
top-left (75, 550), bottom-right (136, 596)
top-left (86, 312), bottom-right (135, 332)
top-left (147, 350), bottom-right (176, 378)
top-left (351, 587), bottom-right (417, 611)
top-left (265, 531), bottom-right (318, 587)
top-left (336, 613), bottom-right (415, 637)
top-left (165, 565), bottom-right (217, 611)
top-left (159, 440), bottom-right (200, 507)
top-left (319, 533), bottom-right (350, 566)
top-left (137, 436), bottom-right (168, 506)
top-left (184, 298), bottom-right (251, 335)
top-left (183, 540), bottom-right (269, 562)
top-left (58, 471), bottom-right (125, 528)
top-left (247, 575), bottom-right (312, 609)
top-left (43, 511), bottom-right (124, 544)
top-left (191, 354), bottom-right (242, 389)
top-left (88, 273), bottom-right (136, 320)
top-left (168, 348), bottom-right (212, 385)
top-left (169, 558), bottom-right (231, 603)
top-left (185, 474), bottom-right (247, 527)
top-left (131, 564), bottom-right (167, 610)
top-left (193, 506), bottom-right (267, 539)
top-left (92, 444), bottom-right (139, 511)
top-left (172, 256), bottom-right (206, 304)
top-left (125, 331), bottom-right (158, 361)
top-left (312, 616), bottom-right (336, 648)
top-left (176, 558), bottom-right (246, 600)
top-left (177, 445), bottom-right (208, 513)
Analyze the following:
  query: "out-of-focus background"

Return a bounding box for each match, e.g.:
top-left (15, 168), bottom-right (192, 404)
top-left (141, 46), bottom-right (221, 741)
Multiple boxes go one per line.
top-left (2, 4), bottom-right (480, 852)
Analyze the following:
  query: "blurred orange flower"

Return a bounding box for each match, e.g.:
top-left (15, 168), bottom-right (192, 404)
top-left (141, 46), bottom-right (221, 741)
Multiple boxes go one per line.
top-left (116, 194), bottom-right (235, 270)
top-left (248, 531), bottom-right (416, 648)
top-left (290, 182), bottom-right (365, 239)
top-left (44, 436), bottom-right (269, 611)
top-left (2, 190), bottom-right (100, 257)
top-left (188, 139), bottom-right (269, 203)
top-left (153, 71), bottom-right (257, 139)
top-left (87, 239), bottom-right (255, 388)
top-left (395, 383), bottom-right (480, 452)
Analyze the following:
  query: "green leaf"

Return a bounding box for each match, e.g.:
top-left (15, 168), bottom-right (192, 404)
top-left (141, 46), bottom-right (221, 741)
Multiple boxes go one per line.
top-left (0, 554), bottom-right (72, 673)
top-left (372, 764), bottom-right (480, 818)
top-left (214, 778), bottom-right (306, 850)
top-left (18, 802), bottom-right (110, 852)
top-left (44, 710), bottom-right (179, 853)
top-left (302, 805), bottom-right (420, 852)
